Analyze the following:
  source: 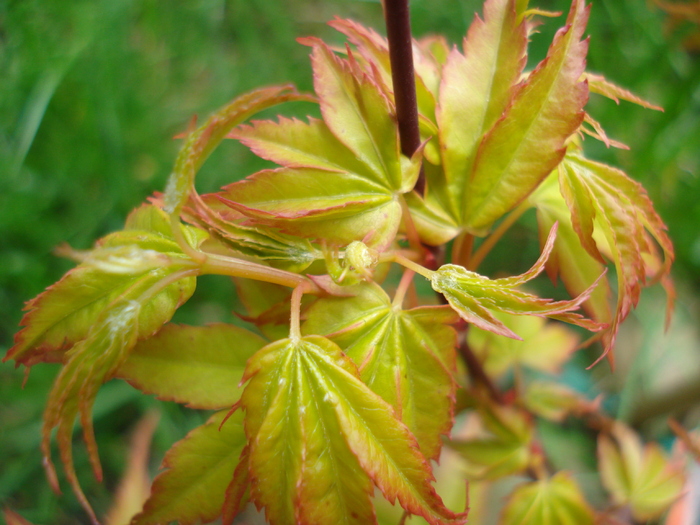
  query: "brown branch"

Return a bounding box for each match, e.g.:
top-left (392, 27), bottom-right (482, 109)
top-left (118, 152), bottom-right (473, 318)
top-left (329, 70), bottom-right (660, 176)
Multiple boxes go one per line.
top-left (383, 0), bottom-right (425, 195)
top-left (458, 334), bottom-right (506, 405)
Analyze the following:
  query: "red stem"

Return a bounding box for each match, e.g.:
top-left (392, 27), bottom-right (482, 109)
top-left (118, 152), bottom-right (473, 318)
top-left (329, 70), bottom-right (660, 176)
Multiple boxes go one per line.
top-left (383, 0), bottom-right (425, 195)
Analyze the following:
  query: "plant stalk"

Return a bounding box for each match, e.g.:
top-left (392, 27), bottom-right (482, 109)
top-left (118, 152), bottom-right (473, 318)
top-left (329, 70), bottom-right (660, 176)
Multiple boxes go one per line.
top-left (383, 0), bottom-right (425, 194)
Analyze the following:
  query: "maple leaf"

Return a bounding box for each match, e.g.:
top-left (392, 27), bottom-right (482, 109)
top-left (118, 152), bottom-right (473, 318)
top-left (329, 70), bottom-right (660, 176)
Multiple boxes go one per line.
top-left (327, 17), bottom-right (439, 121)
top-left (132, 410), bottom-right (247, 525)
top-left (500, 472), bottom-right (595, 525)
top-left (450, 403), bottom-right (533, 480)
top-left (430, 224), bottom-right (605, 340)
top-left (529, 174), bottom-right (614, 355)
top-left (303, 282), bottom-right (459, 460)
top-left (230, 335), bottom-right (467, 525)
top-left (462, 0), bottom-right (589, 233)
top-left (218, 40), bottom-right (422, 250)
top-left (6, 205), bottom-right (202, 367)
top-left (117, 323), bottom-right (266, 409)
top-left (4, 205), bottom-right (201, 524)
top-left (559, 151), bottom-right (674, 359)
top-left (181, 194), bottom-right (319, 273)
top-left (163, 85), bottom-right (311, 218)
top-left (598, 423), bottom-right (685, 521)
top-left (438, 0), bottom-right (528, 220)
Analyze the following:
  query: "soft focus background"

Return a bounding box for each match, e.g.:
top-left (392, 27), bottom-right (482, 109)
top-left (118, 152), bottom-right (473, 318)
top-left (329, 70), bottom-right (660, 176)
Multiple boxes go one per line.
top-left (1, 0), bottom-right (699, 522)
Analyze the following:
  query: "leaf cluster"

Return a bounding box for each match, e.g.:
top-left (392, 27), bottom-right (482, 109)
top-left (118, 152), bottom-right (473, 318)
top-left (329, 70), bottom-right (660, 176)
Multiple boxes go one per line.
top-left (5, 0), bottom-right (687, 524)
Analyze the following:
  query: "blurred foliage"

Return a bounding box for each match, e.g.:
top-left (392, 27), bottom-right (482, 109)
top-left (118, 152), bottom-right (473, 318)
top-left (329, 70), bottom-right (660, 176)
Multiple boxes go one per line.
top-left (1, 0), bottom-right (698, 523)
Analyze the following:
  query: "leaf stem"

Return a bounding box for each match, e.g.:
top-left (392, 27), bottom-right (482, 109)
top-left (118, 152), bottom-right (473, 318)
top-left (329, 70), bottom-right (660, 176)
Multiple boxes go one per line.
top-left (451, 231), bottom-right (474, 267)
top-left (394, 252), bottom-right (434, 279)
top-left (399, 195), bottom-right (424, 254)
top-left (468, 201), bottom-right (530, 271)
top-left (136, 268), bottom-right (200, 304)
top-left (201, 253), bottom-right (319, 292)
top-left (383, 0), bottom-right (425, 194)
top-left (458, 336), bottom-right (506, 405)
top-left (290, 285), bottom-right (304, 340)
top-left (392, 269), bottom-right (415, 308)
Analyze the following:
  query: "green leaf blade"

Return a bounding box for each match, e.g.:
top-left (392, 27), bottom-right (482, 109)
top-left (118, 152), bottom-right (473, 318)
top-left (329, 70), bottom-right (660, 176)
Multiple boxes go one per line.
top-left (303, 283), bottom-right (459, 460)
top-left (308, 40), bottom-right (420, 193)
top-left (500, 472), bottom-right (595, 525)
top-left (560, 152), bottom-right (675, 358)
top-left (233, 116), bottom-right (377, 179)
top-left (117, 324), bottom-right (266, 409)
top-left (218, 167), bottom-right (401, 249)
top-left (240, 336), bottom-right (465, 525)
top-left (463, 0), bottom-right (589, 232)
top-left (132, 411), bottom-right (247, 525)
top-left (164, 85), bottom-right (309, 216)
top-left (438, 0), bottom-right (527, 217)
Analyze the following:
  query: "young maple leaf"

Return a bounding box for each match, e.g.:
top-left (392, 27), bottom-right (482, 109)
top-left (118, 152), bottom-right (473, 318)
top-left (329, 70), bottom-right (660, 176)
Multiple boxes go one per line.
top-left (430, 224), bottom-right (606, 340)
top-left (461, 0), bottom-right (590, 233)
top-left (4, 206), bottom-right (202, 524)
top-left (131, 410), bottom-right (247, 525)
top-left (559, 151), bottom-right (674, 361)
top-left (438, 0), bottom-right (528, 221)
top-left (217, 39), bottom-right (422, 251)
top-left (228, 335), bottom-right (467, 525)
top-left (303, 282), bottom-right (459, 460)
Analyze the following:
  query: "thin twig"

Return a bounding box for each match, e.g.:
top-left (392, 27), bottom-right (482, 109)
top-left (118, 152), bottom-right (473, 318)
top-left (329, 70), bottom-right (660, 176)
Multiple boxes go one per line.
top-left (383, 0), bottom-right (425, 195)
top-left (458, 335), bottom-right (506, 405)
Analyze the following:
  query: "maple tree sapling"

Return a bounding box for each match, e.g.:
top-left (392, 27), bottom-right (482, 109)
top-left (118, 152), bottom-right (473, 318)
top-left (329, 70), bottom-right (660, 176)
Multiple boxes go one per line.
top-left (6, 0), bottom-right (687, 524)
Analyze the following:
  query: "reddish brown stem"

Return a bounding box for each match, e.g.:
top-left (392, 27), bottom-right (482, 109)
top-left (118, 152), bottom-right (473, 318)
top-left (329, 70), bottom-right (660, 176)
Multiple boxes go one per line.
top-left (458, 336), bottom-right (506, 405)
top-left (383, 0), bottom-right (425, 195)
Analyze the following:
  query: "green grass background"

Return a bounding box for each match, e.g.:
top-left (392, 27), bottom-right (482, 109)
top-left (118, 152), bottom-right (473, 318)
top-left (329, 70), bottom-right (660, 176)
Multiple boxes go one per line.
top-left (1, 0), bottom-right (698, 522)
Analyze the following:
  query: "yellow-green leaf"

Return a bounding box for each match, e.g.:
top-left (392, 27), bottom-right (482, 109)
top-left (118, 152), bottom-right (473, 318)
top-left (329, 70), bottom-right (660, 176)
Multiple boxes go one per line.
top-left (303, 282), bottom-right (458, 460)
top-left (500, 472), bottom-right (595, 525)
top-left (438, 0), bottom-right (527, 219)
top-left (218, 167), bottom-right (402, 250)
top-left (6, 205), bottom-right (200, 367)
top-left (239, 336), bottom-right (466, 525)
top-left (132, 410), bottom-right (247, 525)
top-left (463, 0), bottom-right (589, 232)
top-left (164, 85), bottom-right (309, 217)
top-left (598, 423), bottom-right (685, 521)
top-left (529, 175), bottom-right (613, 353)
top-left (560, 151), bottom-right (675, 358)
top-left (117, 324), bottom-right (266, 409)
top-left (431, 224), bottom-right (604, 339)
top-left (522, 381), bottom-right (583, 422)
top-left (450, 403), bottom-right (533, 480)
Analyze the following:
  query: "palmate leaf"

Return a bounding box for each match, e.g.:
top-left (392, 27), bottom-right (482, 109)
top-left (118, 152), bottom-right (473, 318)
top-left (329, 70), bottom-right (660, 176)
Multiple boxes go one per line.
top-left (132, 410), bottom-right (247, 525)
top-left (302, 282), bottom-right (459, 460)
top-left (219, 40), bottom-right (422, 250)
top-left (450, 403), bottom-right (533, 481)
top-left (4, 205), bottom-right (200, 524)
top-left (230, 335), bottom-right (466, 525)
top-left (560, 151), bottom-right (674, 358)
top-left (430, 224), bottom-right (605, 340)
top-left (163, 85), bottom-right (312, 217)
top-left (438, 0), bottom-right (527, 220)
top-left (117, 323), bottom-right (266, 409)
top-left (327, 18), bottom-right (439, 122)
top-left (5, 205), bottom-right (202, 367)
top-left (500, 472), bottom-right (595, 525)
top-left (529, 175), bottom-right (613, 351)
top-left (598, 423), bottom-right (685, 521)
top-left (462, 0), bottom-right (589, 233)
